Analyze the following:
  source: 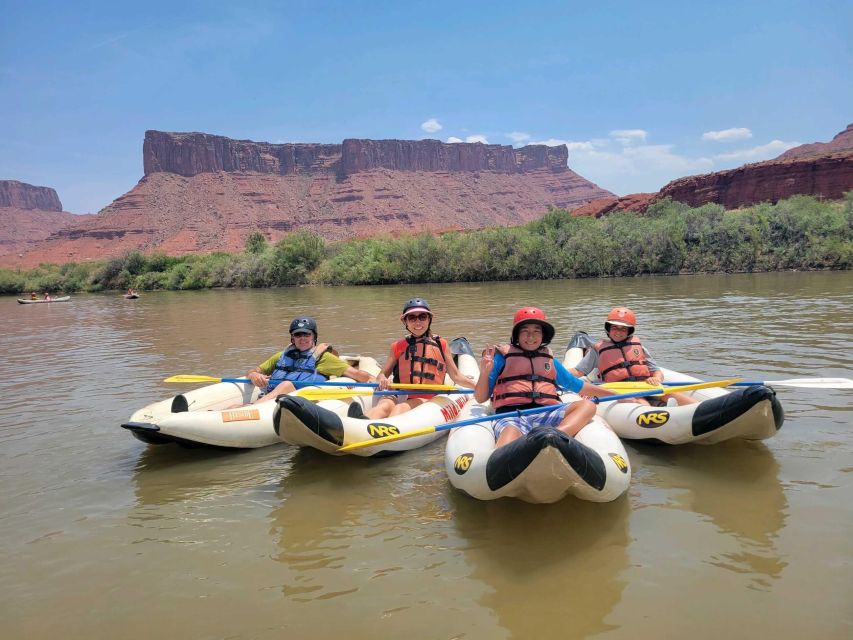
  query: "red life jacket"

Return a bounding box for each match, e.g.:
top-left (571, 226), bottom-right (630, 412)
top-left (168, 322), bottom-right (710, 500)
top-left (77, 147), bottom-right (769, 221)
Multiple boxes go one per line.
top-left (392, 335), bottom-right (447, 384)
top-left (594, 336), bottom-right (651, 382)
top-left (492, 345), bottom-right (561, 410)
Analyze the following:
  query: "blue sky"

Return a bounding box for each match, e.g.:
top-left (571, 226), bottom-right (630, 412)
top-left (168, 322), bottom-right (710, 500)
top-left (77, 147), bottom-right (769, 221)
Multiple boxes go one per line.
top-left (1, 0), bottom-right (850, 213)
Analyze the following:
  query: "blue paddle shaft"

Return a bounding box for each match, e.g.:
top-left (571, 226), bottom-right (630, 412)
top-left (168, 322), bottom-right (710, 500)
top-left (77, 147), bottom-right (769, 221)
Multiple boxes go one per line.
top-left (434, 403), bottom-right (568, 433)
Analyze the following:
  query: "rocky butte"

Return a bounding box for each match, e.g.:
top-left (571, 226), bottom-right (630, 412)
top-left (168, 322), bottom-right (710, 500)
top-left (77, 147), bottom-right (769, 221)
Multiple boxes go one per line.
top-left (575, 124), bottom-right (853, 217)
top-left (0, 180), bottom-right (93, 259)
top-left (5, 132), bottom-right (613, 266)
top-left (572, 123), bottom-right (853, 216)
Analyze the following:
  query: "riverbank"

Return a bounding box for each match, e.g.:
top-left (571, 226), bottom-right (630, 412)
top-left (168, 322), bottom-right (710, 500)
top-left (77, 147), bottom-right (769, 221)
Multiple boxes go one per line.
top-left (2, 194), bottom-right (850, 295)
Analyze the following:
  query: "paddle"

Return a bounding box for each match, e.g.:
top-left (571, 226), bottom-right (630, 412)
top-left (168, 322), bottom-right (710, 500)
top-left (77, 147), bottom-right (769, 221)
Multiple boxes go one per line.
top-left (659, 377), bottom-right (853, 390)
top-left (164, 374), bottom-right (252, 384)
top-left (163, 375), bottom-right (459, 391)
top-left (590, 378), bottom-right (743, 404)
top-left (295, 388), bottom-right (474, 400)
top-left (337, 378), bottom-right (739, 452)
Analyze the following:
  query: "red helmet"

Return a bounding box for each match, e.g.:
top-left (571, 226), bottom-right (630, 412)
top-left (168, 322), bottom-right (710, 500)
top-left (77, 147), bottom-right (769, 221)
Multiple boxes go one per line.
top-left (511, 307), bottom-right (555, 346)
top-left (605, 307), bottom-right (636, 336)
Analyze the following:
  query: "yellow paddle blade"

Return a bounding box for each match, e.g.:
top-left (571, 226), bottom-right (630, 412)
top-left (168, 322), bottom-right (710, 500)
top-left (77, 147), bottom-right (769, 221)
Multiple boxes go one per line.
top-left (600, 378), bottom-right (742, 398)
top-left (637, 378), bottom-right (742, 397)
top-left (295, 388), bottom-right (375, 400)
top-left (164, 374), bottom-right (223, 383)
top-left (338, 425), bottom-right (438, 452)
top-left (388, 383), bottom-right (458, 391)
top-left (601, 381), bottom-right (666, 391)
top-left (667, 378), bottom-right (742, 393)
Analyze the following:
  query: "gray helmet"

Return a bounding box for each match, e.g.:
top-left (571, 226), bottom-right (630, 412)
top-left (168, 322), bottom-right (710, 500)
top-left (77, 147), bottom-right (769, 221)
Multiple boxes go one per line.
top-left (289, 316), bottom-right (318, 339)
top-left (400, 297), bottom-right (432, 319)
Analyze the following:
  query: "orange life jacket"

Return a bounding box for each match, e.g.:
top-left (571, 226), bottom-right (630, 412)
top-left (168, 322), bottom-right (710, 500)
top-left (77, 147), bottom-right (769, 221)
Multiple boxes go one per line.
top-left (594, 336), bottom-right (651, 382)
top-left (492, 345), bottom-right (561, 410)
top-left (393, 335), bottom-right (447, 384)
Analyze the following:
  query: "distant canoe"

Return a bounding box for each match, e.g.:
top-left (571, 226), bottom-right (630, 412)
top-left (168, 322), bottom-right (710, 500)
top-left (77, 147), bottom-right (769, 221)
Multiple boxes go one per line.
top-left (17, 296), bottom-right (71, 304)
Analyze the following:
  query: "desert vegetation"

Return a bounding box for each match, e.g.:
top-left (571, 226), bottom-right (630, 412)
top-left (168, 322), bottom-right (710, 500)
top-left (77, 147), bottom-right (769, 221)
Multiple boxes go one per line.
top-left (1, 194), bottom-right (850, 295)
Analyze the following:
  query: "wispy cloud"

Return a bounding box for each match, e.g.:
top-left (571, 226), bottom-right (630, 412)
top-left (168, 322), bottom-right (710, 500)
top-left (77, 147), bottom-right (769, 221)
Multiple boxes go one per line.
top-left (609, 129), bottom-right (648, 146)
top-left (421, 118), bottom-right (442, 133)
top-left (702, 127), bottom-right (753, 142)
top-left (520, 131), bottom-right (713, 194)
top-left (506, 131), bottom-right (531, 143)
top-left (712, 139), bottom-right (799, 162)
top-left (447, 126), bottom-right (797, 194)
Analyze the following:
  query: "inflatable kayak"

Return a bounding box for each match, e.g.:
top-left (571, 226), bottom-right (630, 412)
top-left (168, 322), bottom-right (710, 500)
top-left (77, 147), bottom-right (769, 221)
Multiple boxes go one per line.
top-left (563, 332), bottom-right (784, 445)
top-left (124, 293), bottom-right (139, 299)
top-left (275, 338), bottom-right (478, 457)
top-left (17, 296), bottom-right (71, 304)
top-left (444, 339), bottom-right (631, 504)
top-left (121, 355), bottom-right (380, 449)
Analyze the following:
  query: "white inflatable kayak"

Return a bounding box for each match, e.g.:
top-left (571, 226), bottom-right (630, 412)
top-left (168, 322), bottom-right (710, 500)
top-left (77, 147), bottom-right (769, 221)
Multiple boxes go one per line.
top-left (275, 338), bottom-right (479, 457)
top-left (563, 331), bottom-right (784, 445)
top-left (122, 355), bottom-right (380, 448)
top-left (444, 341), bottom-right (631, 504)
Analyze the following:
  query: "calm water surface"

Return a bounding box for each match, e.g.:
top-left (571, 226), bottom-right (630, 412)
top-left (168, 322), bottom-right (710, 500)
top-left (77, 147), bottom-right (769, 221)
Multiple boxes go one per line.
top-left (1, 272), bottom-right (851, 639)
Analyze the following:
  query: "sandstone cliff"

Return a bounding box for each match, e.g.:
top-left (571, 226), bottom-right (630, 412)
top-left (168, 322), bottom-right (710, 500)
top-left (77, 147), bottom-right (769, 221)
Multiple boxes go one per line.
top-left (0, 181), bottom-right (92, 258)
top-left (777, 123), bottom-right (853, 160)
top-left (656, 154), bottom-right (853, 209)
top-left (0, 180), bottom-right (62, 211)
top-left (5, 131), bottom-right (613, 267)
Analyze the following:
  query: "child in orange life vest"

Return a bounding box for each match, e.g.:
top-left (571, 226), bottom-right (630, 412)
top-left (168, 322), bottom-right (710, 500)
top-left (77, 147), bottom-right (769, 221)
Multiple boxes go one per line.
top-left (366, 297), bottom-right (476, 419)
top-left (474, 307), bottom-right (615, 448)
top-left (568, 307), bottom-right (697, 407)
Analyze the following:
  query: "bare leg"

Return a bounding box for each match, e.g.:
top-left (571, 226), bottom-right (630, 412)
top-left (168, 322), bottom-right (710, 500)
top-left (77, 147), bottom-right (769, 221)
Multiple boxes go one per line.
top-left (495, 425), bottom-right (524, 448)
top-left (254, 380), bottom-right (296, 403)
top-left (556, 400), bottom-right (597, 437)
top-left (365, 397), bottom-right (396, 419)
top-left (388, 397), bottom-right (427, 416)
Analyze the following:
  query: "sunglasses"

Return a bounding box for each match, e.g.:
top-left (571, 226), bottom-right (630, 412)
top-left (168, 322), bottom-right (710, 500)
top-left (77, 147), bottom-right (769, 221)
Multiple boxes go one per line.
top-left (405, 313), bottom-right (430, 322)
top-left (291, 332), bottom-right (313, 338)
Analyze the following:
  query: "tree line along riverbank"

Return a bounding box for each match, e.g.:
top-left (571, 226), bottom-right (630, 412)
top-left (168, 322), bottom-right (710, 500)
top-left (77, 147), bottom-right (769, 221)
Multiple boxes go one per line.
top-left (2, 194), bottom-right (851, 295)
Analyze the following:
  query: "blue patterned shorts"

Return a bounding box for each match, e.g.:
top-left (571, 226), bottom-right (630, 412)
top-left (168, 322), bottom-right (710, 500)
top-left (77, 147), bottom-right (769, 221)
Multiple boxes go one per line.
top-left (493, 405), bottom-right (567, 438)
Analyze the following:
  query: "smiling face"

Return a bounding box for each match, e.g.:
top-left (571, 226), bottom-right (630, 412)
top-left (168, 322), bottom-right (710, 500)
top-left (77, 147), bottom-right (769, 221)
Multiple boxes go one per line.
top-left (403, 311), bottom-right (431, 337)
top-left (290, 331), bottom-right (315, 350)
top-left (606, 324), bottom-right (631, 342)
top-left (517, 323), bottom-right (544, 351)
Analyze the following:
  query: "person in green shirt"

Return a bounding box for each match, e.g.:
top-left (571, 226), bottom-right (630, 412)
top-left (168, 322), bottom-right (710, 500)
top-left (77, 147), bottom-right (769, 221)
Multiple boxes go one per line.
top-left (247, 316), bottom-right (374, 403)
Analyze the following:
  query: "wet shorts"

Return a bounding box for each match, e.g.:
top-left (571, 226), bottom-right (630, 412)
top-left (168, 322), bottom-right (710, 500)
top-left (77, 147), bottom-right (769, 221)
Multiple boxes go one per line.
top-left (493, 405), bottom-right (566, 438)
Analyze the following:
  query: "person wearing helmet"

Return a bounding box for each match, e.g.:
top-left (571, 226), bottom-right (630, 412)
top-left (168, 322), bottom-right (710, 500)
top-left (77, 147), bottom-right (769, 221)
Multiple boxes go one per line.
top-left (366, 297), bottom-right (476, 419)
top-left (474, 307), bottom-right (615, 447)
top-left (247, 315), bottom-right (373, 403)
top-left (568, 307), bottom-right (696, 406)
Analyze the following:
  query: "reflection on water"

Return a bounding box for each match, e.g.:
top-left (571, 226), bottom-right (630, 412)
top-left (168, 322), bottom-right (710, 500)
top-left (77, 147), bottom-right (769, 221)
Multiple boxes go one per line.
top-left (266, 446), bottom-right (500, 638)
top-left (451, 493), bottom-right (631, 638)
top-left (632, 441), bottom-right (787, 591)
